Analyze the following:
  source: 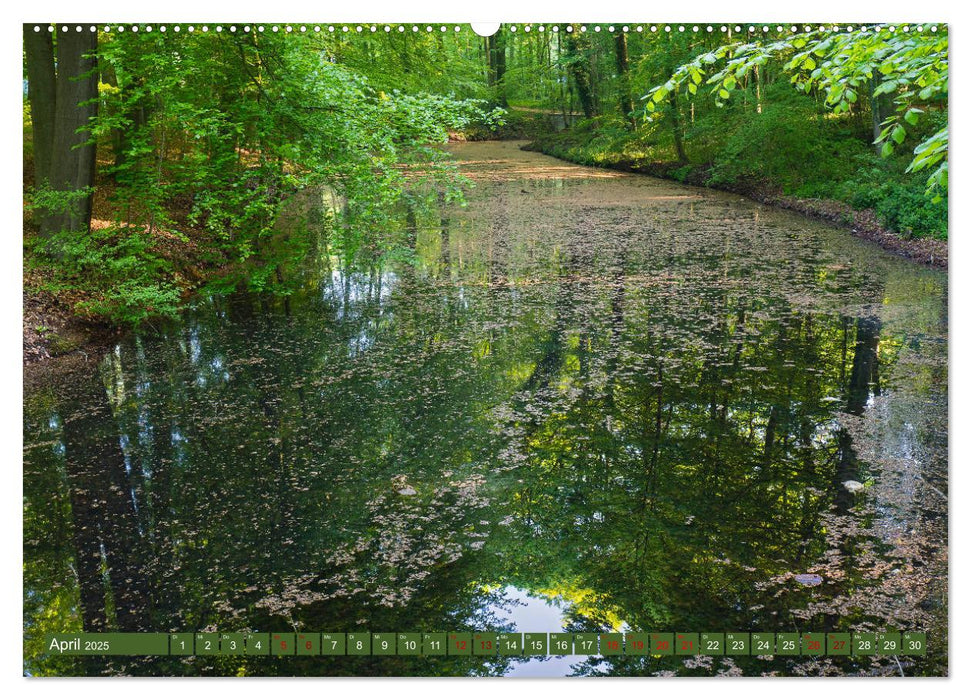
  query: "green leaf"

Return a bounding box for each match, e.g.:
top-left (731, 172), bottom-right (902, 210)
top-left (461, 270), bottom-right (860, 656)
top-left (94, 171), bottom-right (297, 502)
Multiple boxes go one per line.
top-left (874, 79), bottom-right (898, 96)
top-left (892, 125), bottom-right (906, 144)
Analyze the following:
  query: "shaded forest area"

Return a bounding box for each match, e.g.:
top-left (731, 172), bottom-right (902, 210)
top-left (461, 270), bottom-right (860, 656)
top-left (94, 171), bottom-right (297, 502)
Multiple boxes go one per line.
top-left (23, 23), bottom-right (947, 341)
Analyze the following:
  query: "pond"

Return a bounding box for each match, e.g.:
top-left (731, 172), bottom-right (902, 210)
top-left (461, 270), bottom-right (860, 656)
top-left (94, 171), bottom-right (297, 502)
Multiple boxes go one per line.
top-left (23, 141), bottom-right (948, 676)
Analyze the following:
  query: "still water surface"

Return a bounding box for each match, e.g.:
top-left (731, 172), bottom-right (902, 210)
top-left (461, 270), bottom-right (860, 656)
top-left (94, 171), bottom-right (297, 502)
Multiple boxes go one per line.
top-left (23, 142), bottom-right (948, 676)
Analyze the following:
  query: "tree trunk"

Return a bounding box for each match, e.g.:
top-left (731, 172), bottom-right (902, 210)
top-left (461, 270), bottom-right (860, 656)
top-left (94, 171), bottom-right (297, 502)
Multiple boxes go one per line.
top-left (564, 29), bottom-right (595, 118)
top-left (613, 31), bottom-right (635, 127)
top-left (23, 25), bottom-right (56, 189)
top-left (485, 31), bottom-right (508, 107)
top-left (42, 29), bottom-right (99, 237)
top-left (495, 31), bottom-right (507, 106)
top-left (755, 64), bottom-right (763, 114)
top-left (870, 76), bottom-right (891, 150)
top-left (669, 91), bottom-right (687, 163)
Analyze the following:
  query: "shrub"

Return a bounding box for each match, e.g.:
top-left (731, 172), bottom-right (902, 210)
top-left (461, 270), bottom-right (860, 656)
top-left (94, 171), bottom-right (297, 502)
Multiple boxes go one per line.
top-left (708, 93), bottom-right (859, 190)
top-left (868, 182), bottom-right (947, 239)
top-left (26, 223), bottom-right (182, 326)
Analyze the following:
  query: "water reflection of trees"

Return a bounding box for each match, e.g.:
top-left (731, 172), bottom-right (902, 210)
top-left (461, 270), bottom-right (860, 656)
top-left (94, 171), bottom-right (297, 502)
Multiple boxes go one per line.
top-left (24, 184), bottom-right (946, 676)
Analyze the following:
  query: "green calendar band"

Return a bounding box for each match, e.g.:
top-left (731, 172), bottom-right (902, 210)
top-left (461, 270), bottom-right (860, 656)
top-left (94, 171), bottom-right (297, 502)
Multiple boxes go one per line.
top-left (42, 632), bottom-right (928, 657)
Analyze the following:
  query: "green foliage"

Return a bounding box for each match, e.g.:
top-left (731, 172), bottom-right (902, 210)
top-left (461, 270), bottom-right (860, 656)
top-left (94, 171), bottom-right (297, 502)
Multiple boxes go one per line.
top-left (848, 180), bottom-right (948, 239)
top-left (644, 26), bottom-right (948, 199)
top-left (26, 28), bottom-right (504, 327)
top-left (530, 77), bottom-right (947, 239)
top-left (456, 109), bottom-right (548, 140)
top-left (95, 30), bottom-right (497, 271)
top-left (26, 224), bottom-right (181, 326)
top-left (707, 92), bottom-right (846, 189)
top-left (612, 26), bottom-right (948, 238)
top-left (668, 164), bottom-right (693, 182)
top-left (528, 115), bottom-right (668, 168)
top-left (647, 27), bottom-right (948, 197)
top-left (907, 126), bottom-right (948, 200)
top-left (26, 184), bottom-right (96, 220)
top-left (323, 27), bottom-right (490, 99)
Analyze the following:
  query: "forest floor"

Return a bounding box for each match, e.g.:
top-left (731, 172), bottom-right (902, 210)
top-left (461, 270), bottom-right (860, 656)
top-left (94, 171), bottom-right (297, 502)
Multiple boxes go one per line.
top-left (23, 267), bottom-right (120, 367)
top-left (522, 140), bottom-right (948, 270)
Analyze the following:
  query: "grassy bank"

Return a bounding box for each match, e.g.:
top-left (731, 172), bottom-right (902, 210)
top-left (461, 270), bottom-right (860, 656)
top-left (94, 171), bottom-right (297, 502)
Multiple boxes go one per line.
top-left (524, 97), bottom-right (947, 267)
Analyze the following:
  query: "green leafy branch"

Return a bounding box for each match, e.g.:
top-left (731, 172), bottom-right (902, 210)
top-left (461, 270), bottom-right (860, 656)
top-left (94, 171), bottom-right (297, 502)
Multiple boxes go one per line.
top-left (642, 26), bottom-right (948, 199)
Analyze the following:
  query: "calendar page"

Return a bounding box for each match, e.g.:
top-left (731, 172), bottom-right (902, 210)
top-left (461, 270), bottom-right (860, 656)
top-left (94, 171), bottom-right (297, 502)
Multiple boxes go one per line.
top-left (20, 10), bottom-right (949, 680)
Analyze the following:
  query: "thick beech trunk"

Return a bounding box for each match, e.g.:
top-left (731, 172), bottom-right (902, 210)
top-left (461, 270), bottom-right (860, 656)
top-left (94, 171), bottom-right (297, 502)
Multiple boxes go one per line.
top-left (23, 26), bottom-right (56, 188)
top-left (35, 28), bottom-right (99, 238)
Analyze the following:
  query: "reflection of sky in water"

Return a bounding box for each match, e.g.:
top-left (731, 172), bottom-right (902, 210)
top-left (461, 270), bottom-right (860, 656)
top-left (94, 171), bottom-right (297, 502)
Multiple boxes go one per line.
top-left (325, 269), bottom-right (397, 322)
top-left (481, 586), bottom-right (606, 678)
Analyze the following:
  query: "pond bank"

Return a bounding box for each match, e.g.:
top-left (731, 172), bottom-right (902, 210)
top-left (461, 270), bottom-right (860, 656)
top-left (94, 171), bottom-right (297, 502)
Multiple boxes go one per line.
top-left (521, 141), bottom-right (948, 270)
top-left (23, 277), bottom-right (120, 369)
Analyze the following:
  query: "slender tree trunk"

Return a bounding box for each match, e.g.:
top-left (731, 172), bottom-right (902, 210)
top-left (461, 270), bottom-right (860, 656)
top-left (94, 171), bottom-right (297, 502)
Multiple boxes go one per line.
top-left (613, 31), bottom-right (635, 128)
top-left (493, 30), bottom-right (507, 107)
top-left (870, 76), bottom-right (891, 150)
top-left (23, 25), bottom-right (56, 189)
top-left (43, 29), bottom-right (99, 237)
top-left (484, 37), bottom-right (494, 88)
top-left (404, 202), bottom-right (417, 248)
top-left (485, 31), bottom-right (508, 107)
top-left (438, 189), bottom-right (450, 272)
top-left (669, 91), bottom-right (687, 163)
top-left (755, 64), bottom-right (763, 114)
top-left (833, 316), bottom-right (881, 513)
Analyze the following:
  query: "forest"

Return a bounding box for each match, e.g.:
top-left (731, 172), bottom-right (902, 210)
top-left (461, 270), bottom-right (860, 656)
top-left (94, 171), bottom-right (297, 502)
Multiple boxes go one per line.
top-left (23, 23), bottom-right (947, 331)
top-left (23, 23), bottom-right (948, 678)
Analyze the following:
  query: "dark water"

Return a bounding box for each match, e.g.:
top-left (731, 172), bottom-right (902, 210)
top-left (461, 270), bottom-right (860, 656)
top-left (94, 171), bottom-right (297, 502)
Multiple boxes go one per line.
top-left (23, 142), bottom-right (948, 676)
